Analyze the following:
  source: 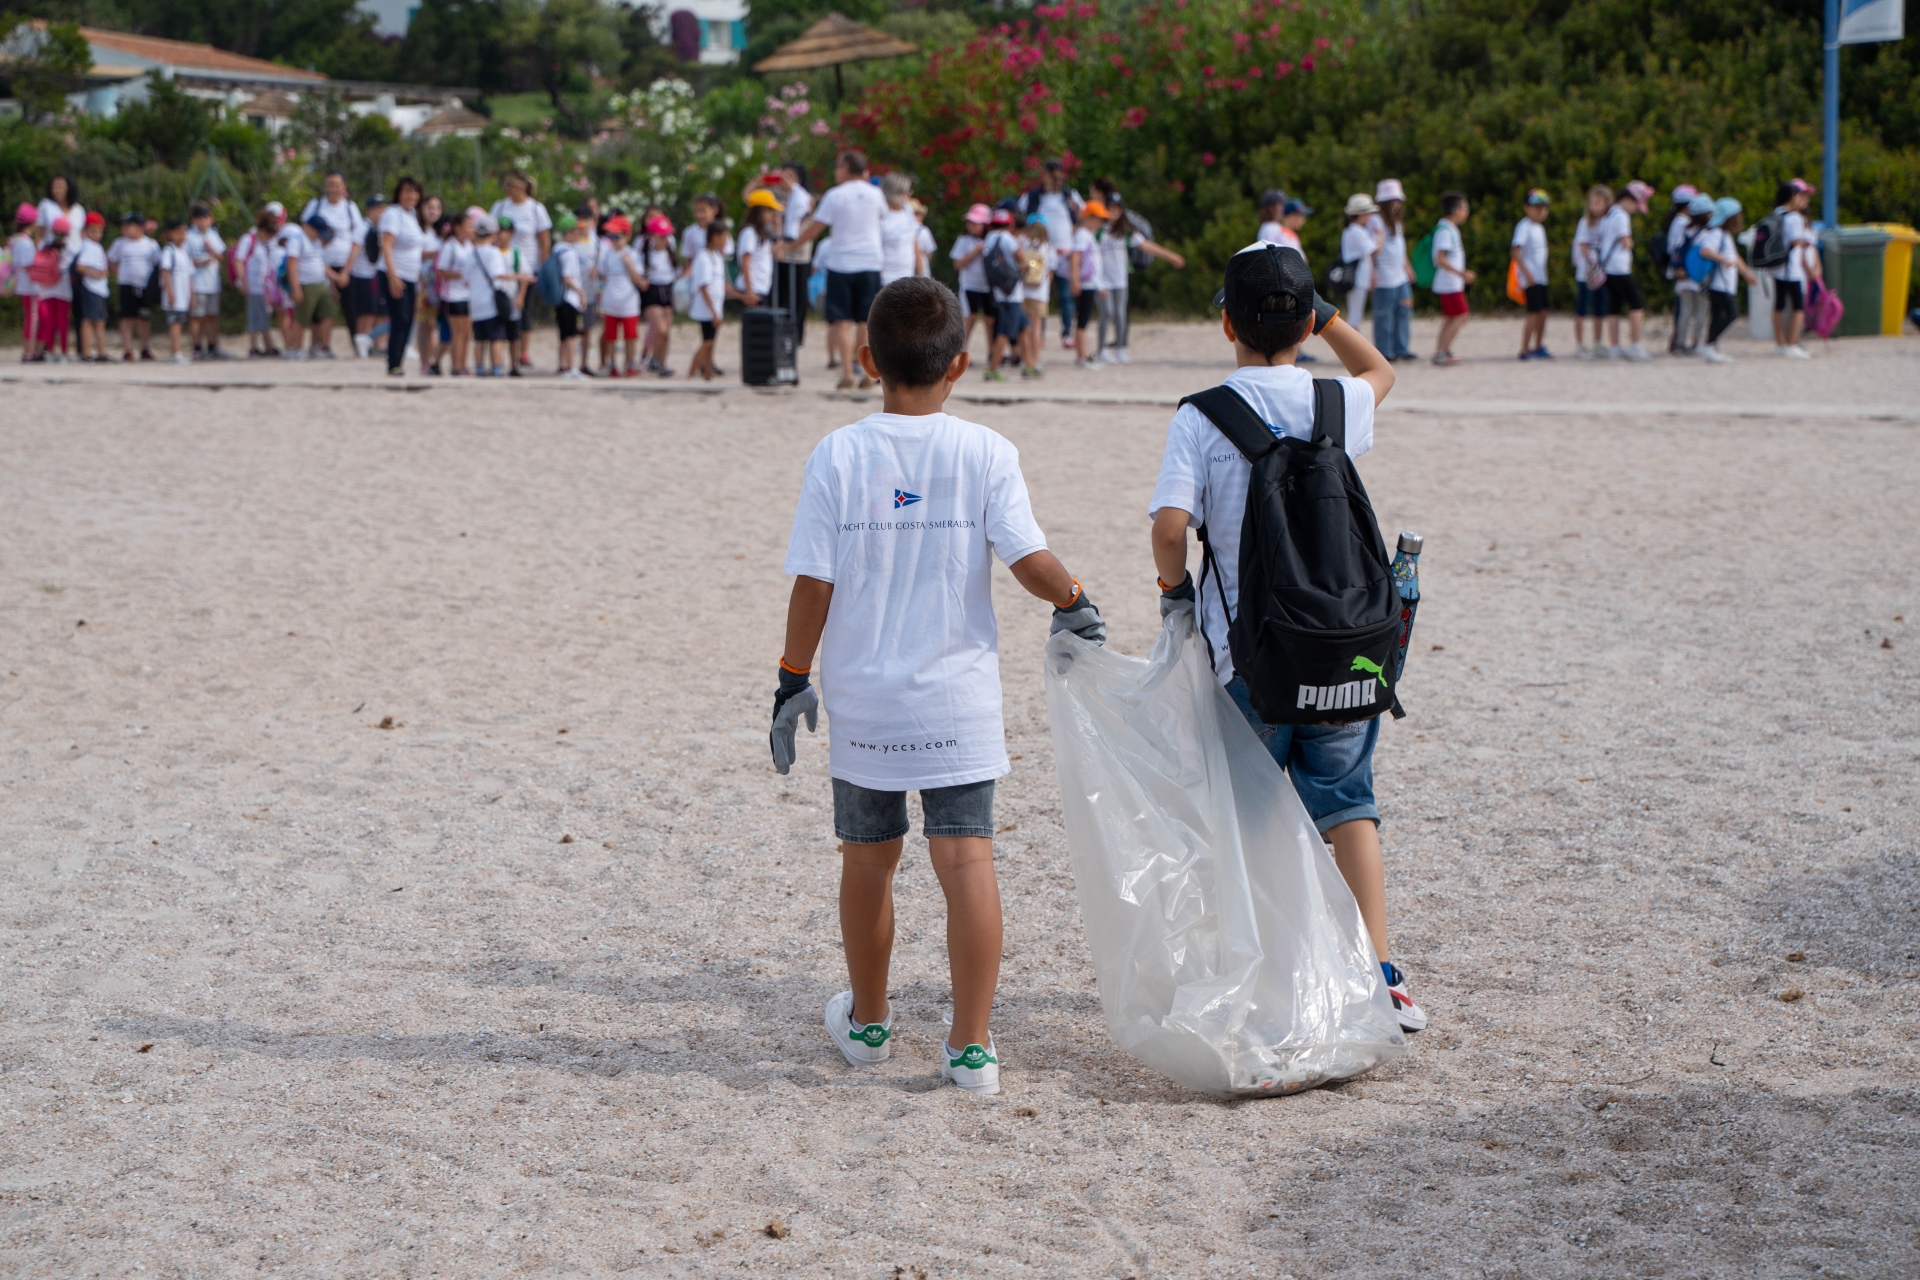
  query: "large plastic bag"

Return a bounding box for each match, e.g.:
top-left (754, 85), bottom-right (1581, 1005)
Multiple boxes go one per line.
top-left (1045, 610), bottom-right (1406, 1095)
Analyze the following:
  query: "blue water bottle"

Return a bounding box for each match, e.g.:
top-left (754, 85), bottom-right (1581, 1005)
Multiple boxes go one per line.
top-left (1389, 531), bottom-right (1422, 692)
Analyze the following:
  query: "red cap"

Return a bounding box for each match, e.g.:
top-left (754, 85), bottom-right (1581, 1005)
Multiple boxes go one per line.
top-left (85, 211), bottom-right (106, 227)
top-left (604, 215), bottom-right (632, 236)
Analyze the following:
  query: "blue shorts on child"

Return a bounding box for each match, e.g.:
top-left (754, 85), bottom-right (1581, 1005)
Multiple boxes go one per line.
top-left (1226, 676), bottom-right (1380, 832)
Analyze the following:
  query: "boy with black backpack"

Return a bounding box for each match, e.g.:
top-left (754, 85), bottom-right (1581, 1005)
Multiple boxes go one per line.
top-left (1148, 243), bottom-right (1426, 1033)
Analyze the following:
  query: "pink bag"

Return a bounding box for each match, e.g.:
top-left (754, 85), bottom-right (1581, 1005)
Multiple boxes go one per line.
top-left (1805, 279), bottom-right (1844, 339)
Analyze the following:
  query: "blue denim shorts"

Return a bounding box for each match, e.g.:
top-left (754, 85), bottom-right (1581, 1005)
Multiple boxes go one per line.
top-left (832, 777), bottom-right (996, 844)
top-left (1225, 676), bottom-right (1380, 831)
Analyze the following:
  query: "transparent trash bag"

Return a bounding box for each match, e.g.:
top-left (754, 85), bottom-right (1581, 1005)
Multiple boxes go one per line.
top-left (1044, 610), bottom-right (1407, 1095)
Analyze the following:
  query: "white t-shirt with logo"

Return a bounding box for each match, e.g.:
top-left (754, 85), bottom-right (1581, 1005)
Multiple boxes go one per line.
top-left (1511, 217), bottom-right (1547, 288)
top-left (108, 235), bottom-right (159, 289)
top-left (1598, 205), bottom-right (1635, 276)
top-left (950, 234), bottom-right (987, 293)
top-left (811, 179), bottom-right (888, 273)
top-left (1430, 220), bottom-right (1465, 294)
top-left (879, 206), bottom-right (918, 283)
top-left (783, 412), bottom-right (1050, 791)
top-left (1149, 364), bottom-right (1377, 685)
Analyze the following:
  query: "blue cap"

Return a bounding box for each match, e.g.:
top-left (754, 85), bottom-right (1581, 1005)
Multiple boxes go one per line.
top-left (1687, 194), bottom-right (1715, 216)
top-left (1282, 198), bottom-right (1313, 217)
top-left (1709, 197), bottom-right (1743, 228)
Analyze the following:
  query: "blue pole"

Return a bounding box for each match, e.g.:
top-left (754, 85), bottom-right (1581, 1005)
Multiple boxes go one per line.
top-left (1823, 0), bottom-right (1840, 227)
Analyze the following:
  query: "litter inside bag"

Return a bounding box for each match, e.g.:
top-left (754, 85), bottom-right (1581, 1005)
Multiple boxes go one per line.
top-left (1045, 611), bottom-right (1406, 1095)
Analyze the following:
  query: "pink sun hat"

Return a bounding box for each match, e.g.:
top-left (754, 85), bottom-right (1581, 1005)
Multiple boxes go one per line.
top-left (964, 203), bottom-right (992, 226)
top-left (15, 202), bottom-right (37, 225)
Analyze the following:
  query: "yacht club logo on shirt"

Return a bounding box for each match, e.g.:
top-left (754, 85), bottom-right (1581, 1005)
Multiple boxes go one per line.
top-left (894, 489), bottom-right (922, 508)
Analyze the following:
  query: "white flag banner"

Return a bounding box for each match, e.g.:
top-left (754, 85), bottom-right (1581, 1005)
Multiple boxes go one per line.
top-left (1839, 0), bottom-right (1905, 43)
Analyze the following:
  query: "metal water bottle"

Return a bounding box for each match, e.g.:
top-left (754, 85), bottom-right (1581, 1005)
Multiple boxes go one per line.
top-left (1390, 531), bottom-right (1422, 686)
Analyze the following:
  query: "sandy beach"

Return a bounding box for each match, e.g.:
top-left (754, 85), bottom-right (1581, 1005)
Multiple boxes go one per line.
top-left (2, 313), bottom-right (1917, 1278)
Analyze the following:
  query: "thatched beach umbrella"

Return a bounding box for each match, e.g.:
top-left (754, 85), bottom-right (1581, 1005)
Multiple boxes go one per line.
top-left (753, 12), bottom-right (918, 104)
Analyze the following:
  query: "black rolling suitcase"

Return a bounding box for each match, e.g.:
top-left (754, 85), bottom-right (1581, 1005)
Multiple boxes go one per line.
top-left (741, 306), bottom-right (798, 386)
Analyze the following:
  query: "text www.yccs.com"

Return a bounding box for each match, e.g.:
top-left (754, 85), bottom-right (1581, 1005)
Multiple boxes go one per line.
top-left (848, 739), bottom-right (959, 754)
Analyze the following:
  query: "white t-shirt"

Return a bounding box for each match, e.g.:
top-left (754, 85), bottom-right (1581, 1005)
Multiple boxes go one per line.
top-left (1368, 215), bottom-right (1408, 289)
top-left (435, 241), bottom-right (472, 302)
top-left (782, 411), bottom-right (1049, 790)
top-left (1256, 219), bottom-right (1285, 245)
top-left (1771, 208), bottom-right (1813, 283)
top-left (983, 229), bottom-right (1024, 304)
top-left (1149, 364), bottom-right (1377, 684)
top-left (1668, 217), bottom-right (1700, 292)
top-left (1697, 226), bottom-right (1738, 294)
top-left (157, 242), bottom-right (195, 310)
top-left (1430, 220), bottom-right (1465, 293)
top-left (1511, 218), bottom-right (1547, 289)
top-left (680, 221), bottom-right (732, 265)
top-left (188, 226), bottom-right (225, 294)
top-left (1572, 216), bottom-right (1598, 275)
top-left (552, 240), bottom-right (584, 310)
top-left (39, 199), bottom-right (83, 234)
top-left (351, 207), bottom-right (384, 278)
top-left (811, 179), bottom-right (888, 273)
top-left (1071, 226), bottom-right (1099, 288)
top-left (880, 206), bottom-right (918, 283)
top-left (76, 238), bottom-right (109, 296)
top-left (644, 246), bottom-right (677, 288)
top-left (1339, 222), bottom-right (1376, 292)
top-left (735, 225), bottom-right (773, 298)
top-left (916, 224), bottom-right (935, 276)
top-left (288, 231), bottom-right (329, 286)
top-left (782, 186), bottom-right (813, 240)
top-left (1036, 190), bottom-right (1078, 266)
top-left (950, 234), bottom-right (987, 293)
top-left (238, 231), bottom-right (273, 296)
top-left (108, 235), bottom-right (159, 289)
top-left (466, 244), bottom-right (501, 322)
top-left (302, 197), bottom-right (363, 270)
top-left (378, 205), bottom-right (426, 283)
top-left (598, 244), bottom-right (640, 317)
top-left (1095, 229), bottom-right (1139, 291)
top-left (1598, 205), bottom-right (1634, 276)
top-left (10, 232), bottom-right (39, 297)
top-left (490, 197), bottom-right (552, 267)
top-left (688, 248), bottom-right (725, 322)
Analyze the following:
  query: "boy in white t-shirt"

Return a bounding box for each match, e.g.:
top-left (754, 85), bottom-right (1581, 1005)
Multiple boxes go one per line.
top-left (186, 203), bottom-right (227, 359)
top-left (1510, 189), bottom-right (1551, 360)
top-left (108, 212), bottom-right (159, 360)
top-left (1149, 243), bottom-right (1426, 1032)
top-left (684, 221), bottom-right (727, 381)
top-left (74, 213), bottom-right (111, 361)
top-left (1429, 191), bottom-right (1475, 366)
top-left (773, 276), bottom-right (1106, 1095)
top-left (156, 219), bottom-right (196, 363)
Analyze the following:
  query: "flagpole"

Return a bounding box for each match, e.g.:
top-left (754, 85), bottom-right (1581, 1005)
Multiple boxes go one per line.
top-left (1823, 0), bottom-right (1840, 226)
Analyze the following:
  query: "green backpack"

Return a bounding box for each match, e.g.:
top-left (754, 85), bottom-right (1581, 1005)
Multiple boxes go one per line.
top-left (1411, 224), bottom-right (1439, 290)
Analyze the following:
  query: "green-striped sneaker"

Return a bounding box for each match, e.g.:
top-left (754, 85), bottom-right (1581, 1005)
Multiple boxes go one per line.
top-left (941, 1039), bottom-right (1001, 1095)
top-left (825, 990), bottom-right (892, 1066)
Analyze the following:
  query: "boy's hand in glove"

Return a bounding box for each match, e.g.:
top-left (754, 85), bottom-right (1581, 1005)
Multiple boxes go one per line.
top-left (1159, 572), bottom-right (1196, 619)
top-left (770, 665), bottom-right (818, 774)
top-left (1050, 582), bottom-right (1106, 646)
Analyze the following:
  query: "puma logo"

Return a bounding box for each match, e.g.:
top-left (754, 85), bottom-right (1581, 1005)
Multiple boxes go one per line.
top-left (1350, 655), bottom-right (1388, 687)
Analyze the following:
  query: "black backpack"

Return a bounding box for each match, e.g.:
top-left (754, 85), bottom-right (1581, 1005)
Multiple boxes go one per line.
top-left (982, 235), bottom-right (1022, 294)
top-left (1182, 380), bottom-right (1404, 726)
top-left (1748, 211), bottom-right (1790, 271)
top-left (1647, 212), bottom-right (1676, 277)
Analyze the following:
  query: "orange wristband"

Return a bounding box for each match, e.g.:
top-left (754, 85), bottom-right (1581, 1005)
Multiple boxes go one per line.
top-left (1053, 579), bottom-right (1082, 610)
top-left (779, 657), bottom-right (810, 675)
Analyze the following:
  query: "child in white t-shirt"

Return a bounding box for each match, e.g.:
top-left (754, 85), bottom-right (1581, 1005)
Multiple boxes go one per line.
top-left (1016, 217), bottom-right (1054, 378)
top-left (685, 222), bottom-right (728, 381)
top-left (773, 276), bottom-right (1105, 1096)
top-left (7, 204), bottom-right (41, 361)
top-left (1696, 197), bottom-right (1758, 364)
top-left (1070, 205), bottom-right (1103, 368)
top-left (107, 213), bottom-right (159, 360)
top-left (187, 203), bottom-right (227, 358)
top-left (1429, 191), bottom-right (1475, 366)
top-left (949, 204), bottom-right (991, 356)
top-left (75, 214), bottom-right (110, 361)
top-left (157, 220), bottom-right (196, 363)
top-left (1510, 189), bottom-right (1551, 360)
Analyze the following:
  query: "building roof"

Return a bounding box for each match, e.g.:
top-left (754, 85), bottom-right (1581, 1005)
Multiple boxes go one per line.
top-left (753, 12), bottom-right (917, 72)
top-left (77, 25), bottom-right (327, 82)
top-left (414, 103), bottom-right (489, 136)
top-left (240, 88), bottom-right (302, 117)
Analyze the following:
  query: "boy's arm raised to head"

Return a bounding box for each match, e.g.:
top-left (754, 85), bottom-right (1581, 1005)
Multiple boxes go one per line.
top-left (782, 575), bottom-right (835, 672)
top-left (1315, 314), bottom-right (1395, 407)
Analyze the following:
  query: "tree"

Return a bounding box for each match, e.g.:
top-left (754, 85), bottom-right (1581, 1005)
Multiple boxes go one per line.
top-left (112, 71), bottom-right (212, 167)
top-left (0, 17), bottom-right (93, 122)
top-left (517, 0), bottom-right (624, 135)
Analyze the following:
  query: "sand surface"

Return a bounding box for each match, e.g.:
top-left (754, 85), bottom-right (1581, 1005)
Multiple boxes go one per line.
top-left (2, 316), bottom-right (1917, 1278)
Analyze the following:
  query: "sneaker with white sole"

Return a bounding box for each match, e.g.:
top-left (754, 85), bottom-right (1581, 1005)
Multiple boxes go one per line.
top-left (1703, 344), bottom-right (1733, 364)
top-left (354, 333), bottom-right (373, 359)
top-left (1383, 962), bottom-right (1428, 1033)
top-left (1782, 343), bottom-right (1812, 359)
top-left (1608, 345), bottom-right (1626, 360)
top-left (1626, 343), bottom-right (1654, 362)
top-left (824, 990), bottom-right (892, 1066)
top-left (942, 1040), bottom-right (1001, 1094)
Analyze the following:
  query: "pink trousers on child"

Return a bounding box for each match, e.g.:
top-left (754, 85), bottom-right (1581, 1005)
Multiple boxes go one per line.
top-left (36, 297), bottom-right (70, 353)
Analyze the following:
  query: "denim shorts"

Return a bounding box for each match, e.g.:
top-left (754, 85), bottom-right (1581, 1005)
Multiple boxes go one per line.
top-left (1225, 676), bottom-right (1379, 831)
top-left (832, 777), bottom-right (996, 844)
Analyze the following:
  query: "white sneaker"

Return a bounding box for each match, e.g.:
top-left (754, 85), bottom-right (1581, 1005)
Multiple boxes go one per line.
top-left (1097, 349), bottom-right (1119, 364)
top-left (1384, 963), bottom-right (1428, 1033)
top-left (1575, 344), bottom-right (1595, 360)
top-left (1703, 344), bottom-right (1733, 364)
top-left (560, 368), bottom-right (584, 379)
top-left (1626, 343), bottom-right (1654, 362)
top-left (941, 1039), bottom-right (1001, 1094)
top-left (168, 354), bottom-right (192, 365)
top-left (354, 333), bottom-right (373, 359)
top-left (824, 990), bottom-right (892, 1066)
top-left (1115, 348), bottom-right (1131, 363)
top-left (1608, 345), bottom-right (1626, 360)
top-left (285, 349), bottom-right (309, 361)
top-left (1783, 343), bottom-right (1812, 359)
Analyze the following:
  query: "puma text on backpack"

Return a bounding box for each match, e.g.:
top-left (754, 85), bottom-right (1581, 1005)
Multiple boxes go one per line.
top-left (1748, 212), bottom-right (1789, 271)
top-left (1181, 380), bottom-right (1404, 725)
top-left (983, 236), bottom-right (1023, 294)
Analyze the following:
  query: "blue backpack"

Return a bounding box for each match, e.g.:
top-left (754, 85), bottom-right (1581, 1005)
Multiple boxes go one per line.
top-left (1683, 235), bottom-right (1714, 286)
top-left (535, 250), bottom-right (567, 306)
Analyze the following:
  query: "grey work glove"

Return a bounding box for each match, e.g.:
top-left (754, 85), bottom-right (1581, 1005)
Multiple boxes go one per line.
top-left (1049, 583), bottom-right (1106, 646)
top-left (1160, 572), bottom-right (1196, 619)
top-left (770, 666), bottom-right (818, 775)
top-left (1310, 291), bottom-right (1339, 335)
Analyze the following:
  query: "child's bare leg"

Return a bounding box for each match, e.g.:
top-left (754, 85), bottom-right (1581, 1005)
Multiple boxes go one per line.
top-left (839, 839), bottom-right (902, 1026)
top-left (1327, 818), bottom-right (1388, 964)
top-left (929, 835), bottom-right (1001, 1050)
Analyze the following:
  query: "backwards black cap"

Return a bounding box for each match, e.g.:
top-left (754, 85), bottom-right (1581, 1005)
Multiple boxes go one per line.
top-left (1212, 242), bottom-right (1316, 330)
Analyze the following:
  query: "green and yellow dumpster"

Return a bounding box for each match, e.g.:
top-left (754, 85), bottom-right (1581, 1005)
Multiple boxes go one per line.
top-left (1820, 227), bottom-right (1888, 338)
top-left (1860, 223), bottom-right (1917, 336)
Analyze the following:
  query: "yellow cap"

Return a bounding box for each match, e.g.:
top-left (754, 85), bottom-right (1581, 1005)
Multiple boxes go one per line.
top-left (746, 188), bottom-right (785, 211)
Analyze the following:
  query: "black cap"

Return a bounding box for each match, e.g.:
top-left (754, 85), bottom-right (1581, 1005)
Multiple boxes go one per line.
top-left (1212, 243), bottom-right (1316, 327)
top-left (303, 214), bottom-right (335, 241)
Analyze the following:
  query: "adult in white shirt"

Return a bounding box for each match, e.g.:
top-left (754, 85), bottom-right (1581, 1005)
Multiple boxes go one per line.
top-left (1366, 178), bottom-right (1412, 360)
top-left (300, 171), bottom-right (369, 354)
top-left (1428, 192), bottom-right (1474, 365)
top-left (376, 177), bottom-right (426, 375)
top-left (1767, 177), bottom-right (1821, 356)
top-left (878, 173), bottom-right (921, 285)
top-left (1597, 179), bottom-right (1653, 360)
top-left (1025, 159), bottom-right (1083, 349)
top-left (772, 162), bottom-right (814, 347)
top-left (1510, 189), bottom-right (1551, 360)
top-left (1146, 240), bottom-right (1413, 1019)
top-left (1338, 193), bottom-right (1380, 325)
top-left (735, 191), bottom-right (782, 307)
top-left (783, 150), bottom-right (890, 390)
top-left (38, 174), bottom-right (85, 247)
